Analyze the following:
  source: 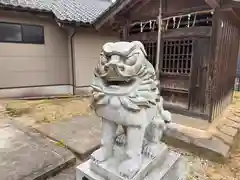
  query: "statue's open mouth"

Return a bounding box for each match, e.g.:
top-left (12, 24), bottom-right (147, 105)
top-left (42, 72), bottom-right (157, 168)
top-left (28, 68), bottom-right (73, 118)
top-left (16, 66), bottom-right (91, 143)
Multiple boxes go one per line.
top-left (98, 77), bottom-right (138, 95)
top-left (100, 66), bottom-right (137, 89)
top-left (94, 65), bottom-right (140, 94)
top-left (103, 78), bottom-right (136, 88)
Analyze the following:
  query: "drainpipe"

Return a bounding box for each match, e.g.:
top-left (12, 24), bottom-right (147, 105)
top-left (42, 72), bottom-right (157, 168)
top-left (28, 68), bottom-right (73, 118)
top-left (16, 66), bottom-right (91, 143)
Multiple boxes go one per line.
top-left (70, 29), bottom-right (77, 95)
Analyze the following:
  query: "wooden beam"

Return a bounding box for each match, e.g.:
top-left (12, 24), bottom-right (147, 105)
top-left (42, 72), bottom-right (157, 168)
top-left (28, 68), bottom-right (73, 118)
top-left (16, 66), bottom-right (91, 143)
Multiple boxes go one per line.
top-left (124, 0), bottom-right (142, 13)
top-left (205, 0), bottom-right (220, 9)
top-left (222, 8), bottom-right (240, 28)
top-left (94, 0), bottom-right (134, 30)
top-left (132, 0), bottom-right (152, 13)
top-left (222, 1), bottom-right (240, 9)
top-left (232, 8), bottom-right (240, 21)
top-left (163, 5), bottom-right (211, 18)
top-left (163, 27), bottom-right (212, 38)
top-left (122, 19), bottom-right (130, 40)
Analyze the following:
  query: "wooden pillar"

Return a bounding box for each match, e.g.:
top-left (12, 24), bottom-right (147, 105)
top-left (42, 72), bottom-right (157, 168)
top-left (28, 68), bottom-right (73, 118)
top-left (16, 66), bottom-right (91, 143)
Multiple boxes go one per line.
top-left (205, 0), bottom-right (220, 9)
top-left (122, 18), bottom-right (130, 41)
top-left (156, 0), bottom-right (163, 78)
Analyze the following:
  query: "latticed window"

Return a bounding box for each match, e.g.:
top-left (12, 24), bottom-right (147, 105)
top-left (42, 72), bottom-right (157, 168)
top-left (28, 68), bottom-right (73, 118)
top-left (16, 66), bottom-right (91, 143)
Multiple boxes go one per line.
top-left (161, 39), bottom-right (193, 75)
top-left (143, 41), bottom-right (157, 68)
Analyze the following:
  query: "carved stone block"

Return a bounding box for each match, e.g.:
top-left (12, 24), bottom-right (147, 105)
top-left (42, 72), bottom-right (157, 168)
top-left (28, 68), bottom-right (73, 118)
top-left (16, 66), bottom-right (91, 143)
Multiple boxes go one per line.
top-left (90, 143), bottom-right (168, 180)
top-left (76, 149), bottom-right (186, 180)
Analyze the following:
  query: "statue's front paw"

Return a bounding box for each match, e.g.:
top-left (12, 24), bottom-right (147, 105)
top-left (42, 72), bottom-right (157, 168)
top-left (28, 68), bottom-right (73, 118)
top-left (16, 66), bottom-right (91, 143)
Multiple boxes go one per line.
top-left (143, 143), bottom-right (161, 159)
top-left (115, 134), bottom-right (126, 146)
top-left (118, 158), bottom-right (141, 179)
top-left (91, 148), bottom-right (112, 164)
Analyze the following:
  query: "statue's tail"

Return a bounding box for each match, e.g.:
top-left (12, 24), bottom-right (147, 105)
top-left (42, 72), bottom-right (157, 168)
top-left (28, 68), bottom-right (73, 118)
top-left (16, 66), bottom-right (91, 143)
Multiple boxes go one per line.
top-left (157, 96), bottom-right (172, 124)
top-left (162, 110), bottom-right (171, 124)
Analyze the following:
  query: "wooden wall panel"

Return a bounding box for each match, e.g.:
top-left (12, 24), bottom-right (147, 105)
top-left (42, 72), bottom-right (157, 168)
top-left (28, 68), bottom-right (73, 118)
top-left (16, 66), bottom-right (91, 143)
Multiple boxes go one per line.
top-left (210, 10), bottom-right (240, 120)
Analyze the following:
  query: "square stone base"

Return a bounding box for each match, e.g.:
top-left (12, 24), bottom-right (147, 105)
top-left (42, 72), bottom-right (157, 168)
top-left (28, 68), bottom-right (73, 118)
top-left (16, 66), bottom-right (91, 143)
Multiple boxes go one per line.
top-left (90, 143), bottom-right (168, 180)
top-left (76, 151), bottom-right (186, 180)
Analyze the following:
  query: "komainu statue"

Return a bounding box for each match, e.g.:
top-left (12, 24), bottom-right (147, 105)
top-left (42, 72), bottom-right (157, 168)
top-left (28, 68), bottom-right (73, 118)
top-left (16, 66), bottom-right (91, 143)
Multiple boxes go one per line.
top-left (91, 41), bottom-right (171, 177)
top-left (76, 41), bottom-right (186, 180)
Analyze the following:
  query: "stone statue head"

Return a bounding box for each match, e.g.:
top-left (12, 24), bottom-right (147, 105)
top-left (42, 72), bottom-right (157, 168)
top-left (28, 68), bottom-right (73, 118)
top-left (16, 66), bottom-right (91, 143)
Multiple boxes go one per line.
top-left (94, 41), bottom-right (154, 88)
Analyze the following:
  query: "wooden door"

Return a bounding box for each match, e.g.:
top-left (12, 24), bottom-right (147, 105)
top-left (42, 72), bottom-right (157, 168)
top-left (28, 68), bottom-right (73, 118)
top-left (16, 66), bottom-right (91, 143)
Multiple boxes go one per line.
top-left (160, 38), bottom-right (194, 110)
top-left (189, 38), bottom-right (209, 114)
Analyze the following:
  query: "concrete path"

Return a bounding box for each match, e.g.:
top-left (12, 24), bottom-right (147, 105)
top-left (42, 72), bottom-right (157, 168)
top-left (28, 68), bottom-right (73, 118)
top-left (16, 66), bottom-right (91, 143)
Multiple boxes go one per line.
top-left (0, 119), bottom-right (75, 180)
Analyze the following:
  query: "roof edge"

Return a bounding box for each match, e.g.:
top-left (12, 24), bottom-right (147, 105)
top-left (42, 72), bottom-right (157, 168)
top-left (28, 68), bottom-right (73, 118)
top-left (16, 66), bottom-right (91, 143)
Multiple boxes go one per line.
top-left (0, 3), bottom-right (51, 13)
top-left (0, 3), bottom-right (97, 27)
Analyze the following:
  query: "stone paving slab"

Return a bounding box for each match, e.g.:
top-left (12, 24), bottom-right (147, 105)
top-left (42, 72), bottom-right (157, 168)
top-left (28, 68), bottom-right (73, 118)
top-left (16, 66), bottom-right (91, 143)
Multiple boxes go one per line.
top-left (36, 116), bottom-right (103, 159)
top-left (48, 166), bottom-right (76, 180)
top-left (48, 159), bottom-right (81, 180)
top-left (0, 119), bottom-right (75, 180)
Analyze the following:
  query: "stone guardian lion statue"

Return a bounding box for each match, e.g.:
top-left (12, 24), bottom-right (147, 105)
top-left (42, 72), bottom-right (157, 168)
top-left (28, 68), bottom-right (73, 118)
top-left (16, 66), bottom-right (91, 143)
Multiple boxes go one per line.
top-left (91, 41), bottom-right (171, 179)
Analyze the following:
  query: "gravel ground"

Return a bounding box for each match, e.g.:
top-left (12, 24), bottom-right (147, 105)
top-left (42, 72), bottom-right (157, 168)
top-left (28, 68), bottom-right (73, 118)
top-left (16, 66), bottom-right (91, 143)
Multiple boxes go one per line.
top-left (169, 143), bottom-right (240, 180)
top-left (0, 97), bottom-right (93, 127)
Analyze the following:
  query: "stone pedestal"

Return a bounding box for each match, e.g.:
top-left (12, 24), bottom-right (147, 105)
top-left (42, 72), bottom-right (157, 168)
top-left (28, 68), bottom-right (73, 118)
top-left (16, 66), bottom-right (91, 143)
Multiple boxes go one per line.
top-left (76, 143), bottom-right (186, 180)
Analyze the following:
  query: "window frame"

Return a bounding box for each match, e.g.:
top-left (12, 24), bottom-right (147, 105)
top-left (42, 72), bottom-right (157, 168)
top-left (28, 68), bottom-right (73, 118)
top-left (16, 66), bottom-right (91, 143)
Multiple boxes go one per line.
top-left (0, 22), bottom-right (45, 44)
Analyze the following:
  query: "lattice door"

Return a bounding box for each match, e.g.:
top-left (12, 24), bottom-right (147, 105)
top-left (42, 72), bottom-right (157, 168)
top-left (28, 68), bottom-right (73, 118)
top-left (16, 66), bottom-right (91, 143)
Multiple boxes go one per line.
top-left (143, 41), bottom-right (157, 69)
top-left (160, 38), bottom-right (194, 109)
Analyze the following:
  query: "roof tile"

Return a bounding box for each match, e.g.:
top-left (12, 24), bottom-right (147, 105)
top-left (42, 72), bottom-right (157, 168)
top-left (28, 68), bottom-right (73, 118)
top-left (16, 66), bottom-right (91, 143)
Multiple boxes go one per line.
top-left (0, 0), bottom-right (113, 24)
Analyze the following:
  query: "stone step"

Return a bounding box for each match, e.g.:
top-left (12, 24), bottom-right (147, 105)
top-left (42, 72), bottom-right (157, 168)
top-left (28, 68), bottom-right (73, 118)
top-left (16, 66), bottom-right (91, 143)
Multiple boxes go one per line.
top-left (164, 106), bottom-right (240, 158)
top-left (165, 119), bottom-right (240, 157)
